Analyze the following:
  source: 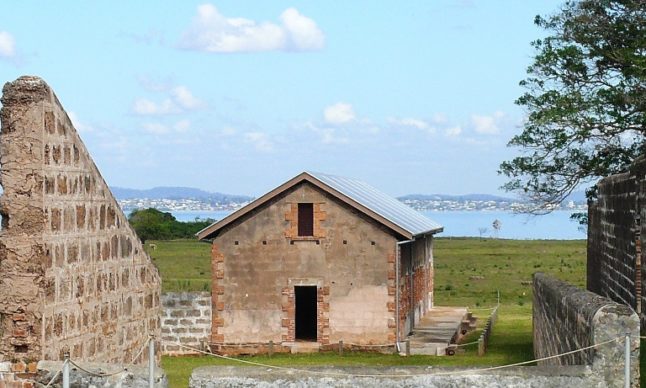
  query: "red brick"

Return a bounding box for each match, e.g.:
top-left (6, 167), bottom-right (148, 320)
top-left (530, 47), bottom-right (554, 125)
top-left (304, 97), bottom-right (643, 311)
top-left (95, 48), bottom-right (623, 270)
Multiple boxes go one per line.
top-left (12, 314), bottom-right (26, 322)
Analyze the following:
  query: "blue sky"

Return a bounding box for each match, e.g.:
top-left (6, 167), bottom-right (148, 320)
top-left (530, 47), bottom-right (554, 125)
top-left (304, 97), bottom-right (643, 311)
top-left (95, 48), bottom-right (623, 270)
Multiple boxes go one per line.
top-left (0, 1), bottom-right (564, 197)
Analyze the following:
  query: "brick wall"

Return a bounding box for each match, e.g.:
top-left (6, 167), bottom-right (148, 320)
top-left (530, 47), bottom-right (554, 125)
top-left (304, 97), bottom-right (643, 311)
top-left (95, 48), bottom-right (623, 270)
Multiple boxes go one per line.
top-left (161, 292), bottom-right (211, 355)
top-left (397, 237), bottom-right (432, 336)
top-left (588, 156), bottom-right (646, 329)
top-left (533, 273), bottom-right (639, 387)
top-left (0, 76), bottom-right (161, 364)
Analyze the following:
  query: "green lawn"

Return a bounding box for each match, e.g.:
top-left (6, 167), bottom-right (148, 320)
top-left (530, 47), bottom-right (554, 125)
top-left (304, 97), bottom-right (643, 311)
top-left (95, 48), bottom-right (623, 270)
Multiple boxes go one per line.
top-left (147, 240), bottom-right (212, 292)
top-left (148, 238), bottom-right (641, 388)
top-left (433, 238), bottom-right (586, 308)
top-left (161, 304), bottom-right (533, 387)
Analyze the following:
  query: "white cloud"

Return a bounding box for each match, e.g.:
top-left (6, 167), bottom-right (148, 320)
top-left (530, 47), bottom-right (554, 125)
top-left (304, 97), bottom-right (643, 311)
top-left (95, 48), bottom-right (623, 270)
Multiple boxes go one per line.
top-left (304, 122), bottom-right (350, 145)
top-left (389, 117), bottom-right (431, 130)
top-left (178, 4), bottom-right (324, 53)
top-left (431, 113), bottom-right (448, 125)
top-left (142, 123), bottom-right (170, 135)
top-left (132, 98), bottom-right (179, 115)
top-left (174, 119), bottom-right (191, 133)
top-left (244, 131), bottom-right (274, 151)
top-left (280, 8), bottom-right (325, 51)
top-left (319, 128), bottom-right (349, 144)
top-left (68, 111), bottom-right (94, 133)
top-left (172, 86), bottom-right (204, 110)
top-left (471, 111), bottom-right (504, 135)
top-left (142, 119), bottom-right (192, 135)
top-left (0, 31), bottom-right (15, 58)
top-left (445, 126), bottom-right (462, 137)
top-left (137, 75), bottom-right (175, 92)
top-left (324, 103), bottom-right (355, 125)
top-left (132, 85), bottom-right (204, 115)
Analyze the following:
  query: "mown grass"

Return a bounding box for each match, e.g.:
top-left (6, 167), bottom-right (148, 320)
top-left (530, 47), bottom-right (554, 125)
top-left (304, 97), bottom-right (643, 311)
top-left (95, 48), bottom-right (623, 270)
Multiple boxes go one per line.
top-left (146, 240), bottom-right (212, 292)
top-left (161, 304), bottom-right (533, 387)
top-left (150, 238), bottom-right (643, 388)
top-left (433, 238), bottom-right (586, 308)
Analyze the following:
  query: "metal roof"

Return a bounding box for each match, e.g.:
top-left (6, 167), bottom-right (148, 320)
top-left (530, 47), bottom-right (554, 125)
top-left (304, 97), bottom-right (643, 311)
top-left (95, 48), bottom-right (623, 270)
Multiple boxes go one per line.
top-left (197, 171), bottom-right (443, 240)
top-left (307, 171), bottom-right (443, 237)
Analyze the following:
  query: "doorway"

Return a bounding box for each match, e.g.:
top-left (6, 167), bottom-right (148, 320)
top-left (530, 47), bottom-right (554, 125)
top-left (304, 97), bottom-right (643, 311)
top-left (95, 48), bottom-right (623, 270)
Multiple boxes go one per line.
top-left (295, 286), bottom-right (317, 341)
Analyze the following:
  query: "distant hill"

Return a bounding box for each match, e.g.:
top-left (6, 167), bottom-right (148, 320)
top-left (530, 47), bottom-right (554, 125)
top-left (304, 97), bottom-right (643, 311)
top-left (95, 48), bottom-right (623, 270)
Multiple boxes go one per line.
top-left (398, 193), bottom-right (518, 202)
top-left (110, 186), bottom-right (253, 203)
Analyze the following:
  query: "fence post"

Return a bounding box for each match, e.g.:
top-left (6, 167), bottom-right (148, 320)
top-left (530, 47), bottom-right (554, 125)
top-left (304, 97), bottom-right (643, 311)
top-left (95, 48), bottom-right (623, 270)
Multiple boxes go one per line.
top-left (269, 340), bottom-right (274, 357)
top-left (149, 334), bottom-right (155, 388)
top-left (339, 340), bottom-right (343, 356)
top-left (62, 352), bottom-right (70, 388)
top-left (477, 337), bottom-right (484, 356)
top-left (625, 333), bottom-right (630, 388)
top-left (405, 339), bottom-right (410, 356)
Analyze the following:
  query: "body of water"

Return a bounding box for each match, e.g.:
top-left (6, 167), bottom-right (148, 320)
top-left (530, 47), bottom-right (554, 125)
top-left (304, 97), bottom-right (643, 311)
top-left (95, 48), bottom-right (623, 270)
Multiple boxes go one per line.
top-left (170, 209), bottom-right (586, 240)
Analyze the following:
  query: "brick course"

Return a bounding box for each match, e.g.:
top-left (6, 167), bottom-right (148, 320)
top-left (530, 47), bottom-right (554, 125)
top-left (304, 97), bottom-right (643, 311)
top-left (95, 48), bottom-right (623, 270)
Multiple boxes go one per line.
top-left (588, 156), bottom-right (646, 329)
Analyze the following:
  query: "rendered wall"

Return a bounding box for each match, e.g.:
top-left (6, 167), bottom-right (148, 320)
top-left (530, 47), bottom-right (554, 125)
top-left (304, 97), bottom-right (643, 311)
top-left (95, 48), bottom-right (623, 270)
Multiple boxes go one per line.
top-left (210, 182), bottom-right (401, 353)
top-left (533, 272), bottom-right (639, 387)
top-left (588, 156), bottom-right (646, 329)
top-left (0, 76), bottom-right (161, 364)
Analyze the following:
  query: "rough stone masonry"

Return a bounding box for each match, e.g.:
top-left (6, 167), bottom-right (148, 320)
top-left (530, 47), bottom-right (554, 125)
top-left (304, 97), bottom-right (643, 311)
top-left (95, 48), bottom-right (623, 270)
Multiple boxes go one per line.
top-left (588, 155), bottom-right (646, 329)
top-left (0, 76), bottom-right (161, 365)
top-left (533, 273), bottom-right (639, 388)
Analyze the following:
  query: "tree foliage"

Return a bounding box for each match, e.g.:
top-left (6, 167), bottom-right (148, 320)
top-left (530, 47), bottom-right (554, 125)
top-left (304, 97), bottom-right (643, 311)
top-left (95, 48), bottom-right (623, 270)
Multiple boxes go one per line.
top-left (500, 0), bottom-right (646, 213)
top-left (127, 208), bottom-right (215, 242)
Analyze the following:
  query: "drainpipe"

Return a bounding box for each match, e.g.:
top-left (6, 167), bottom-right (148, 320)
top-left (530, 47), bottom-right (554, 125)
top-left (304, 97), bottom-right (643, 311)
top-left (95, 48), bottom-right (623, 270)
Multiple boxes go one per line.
top-left (423, 237), bottom-right (428, 311)
top-left (395, 239), bottom-right (414, 352)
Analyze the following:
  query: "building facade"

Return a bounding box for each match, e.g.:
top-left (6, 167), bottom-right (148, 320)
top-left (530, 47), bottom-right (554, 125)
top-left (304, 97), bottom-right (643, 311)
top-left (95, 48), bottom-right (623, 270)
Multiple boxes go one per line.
top-left (198, 172), bottom-right (442, 354)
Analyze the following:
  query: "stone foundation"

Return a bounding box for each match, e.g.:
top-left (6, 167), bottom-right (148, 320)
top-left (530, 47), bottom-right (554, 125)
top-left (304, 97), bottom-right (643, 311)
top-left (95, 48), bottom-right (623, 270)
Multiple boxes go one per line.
top-left (161, 292), bottom-right (211, 355)
top-left (189, 365), bottom-right (601, 387)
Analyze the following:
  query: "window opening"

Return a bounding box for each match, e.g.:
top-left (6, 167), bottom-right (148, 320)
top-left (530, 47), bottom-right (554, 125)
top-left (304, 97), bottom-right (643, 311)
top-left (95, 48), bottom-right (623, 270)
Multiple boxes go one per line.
top-left (298, 203), bottom-right (314, 237)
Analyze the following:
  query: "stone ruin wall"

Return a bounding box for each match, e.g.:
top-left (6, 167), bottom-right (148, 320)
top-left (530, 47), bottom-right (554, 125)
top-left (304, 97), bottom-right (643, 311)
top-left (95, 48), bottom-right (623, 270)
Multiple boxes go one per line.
top-left (533, 272), bottom-right (639, 387)
top-left (161, 292), bottom-right (211, 355)
top-left (0, 76), bottom-right (161, 364)
top-left (587, 156), bottom-right (646, 329)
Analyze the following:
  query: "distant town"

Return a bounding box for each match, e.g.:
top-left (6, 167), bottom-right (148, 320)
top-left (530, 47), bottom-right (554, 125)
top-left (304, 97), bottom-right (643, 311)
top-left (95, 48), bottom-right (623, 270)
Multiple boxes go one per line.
top-left (113, 187), bottom-right (588, 214)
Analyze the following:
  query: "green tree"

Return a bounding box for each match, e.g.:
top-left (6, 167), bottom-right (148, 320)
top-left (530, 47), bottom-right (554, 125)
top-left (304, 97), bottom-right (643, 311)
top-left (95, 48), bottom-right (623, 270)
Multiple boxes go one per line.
top-left (128, 208), bottom-right (175, 242)
top-left (128, 208), bottom-right (217, 242)
top-left (500, 0), bottom-right (646, 213)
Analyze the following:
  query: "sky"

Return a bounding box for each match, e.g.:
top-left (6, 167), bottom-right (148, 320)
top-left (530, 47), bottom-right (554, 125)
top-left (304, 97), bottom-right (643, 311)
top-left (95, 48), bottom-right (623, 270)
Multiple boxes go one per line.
top-left (0, 1), bottom-right (565, 197)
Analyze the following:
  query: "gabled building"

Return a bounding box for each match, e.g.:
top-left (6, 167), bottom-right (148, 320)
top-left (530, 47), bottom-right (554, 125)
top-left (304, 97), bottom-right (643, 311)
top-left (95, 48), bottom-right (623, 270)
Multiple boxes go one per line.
top-left (197, 172), bottom-right (443, 354)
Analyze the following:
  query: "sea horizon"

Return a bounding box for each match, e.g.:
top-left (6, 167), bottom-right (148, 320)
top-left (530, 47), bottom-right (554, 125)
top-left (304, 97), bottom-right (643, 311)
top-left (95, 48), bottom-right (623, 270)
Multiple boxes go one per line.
top-left (163, 209), bottom-right (585, 240)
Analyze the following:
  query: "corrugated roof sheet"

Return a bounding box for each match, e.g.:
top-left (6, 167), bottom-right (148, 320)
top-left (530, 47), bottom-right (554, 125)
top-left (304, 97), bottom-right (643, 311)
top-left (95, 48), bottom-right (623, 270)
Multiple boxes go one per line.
top-left (307, 171), bottom-right (443, 237)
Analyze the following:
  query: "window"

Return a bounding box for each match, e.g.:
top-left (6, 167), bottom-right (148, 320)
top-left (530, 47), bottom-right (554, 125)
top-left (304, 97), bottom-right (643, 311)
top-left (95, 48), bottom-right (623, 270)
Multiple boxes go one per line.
top-left (298, 203), bottom-right (314, 236)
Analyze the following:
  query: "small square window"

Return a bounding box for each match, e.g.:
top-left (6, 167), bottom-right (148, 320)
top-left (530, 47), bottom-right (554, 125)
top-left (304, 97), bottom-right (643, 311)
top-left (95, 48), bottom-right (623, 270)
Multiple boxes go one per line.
top-left (298, 203), bottom-right (314, 237)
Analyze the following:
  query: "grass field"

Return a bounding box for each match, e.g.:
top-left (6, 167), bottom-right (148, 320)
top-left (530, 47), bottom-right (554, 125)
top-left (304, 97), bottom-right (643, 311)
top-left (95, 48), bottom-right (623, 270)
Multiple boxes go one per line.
top-left (148, 239), bottom-right (212, 292)
top-left (147, 237), bottom-right (604, 387)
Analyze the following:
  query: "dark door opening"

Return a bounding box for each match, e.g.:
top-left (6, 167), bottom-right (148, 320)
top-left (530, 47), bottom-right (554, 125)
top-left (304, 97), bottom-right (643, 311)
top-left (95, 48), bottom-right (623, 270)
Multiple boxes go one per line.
top-left (295, 286), bottom-right (317, 341)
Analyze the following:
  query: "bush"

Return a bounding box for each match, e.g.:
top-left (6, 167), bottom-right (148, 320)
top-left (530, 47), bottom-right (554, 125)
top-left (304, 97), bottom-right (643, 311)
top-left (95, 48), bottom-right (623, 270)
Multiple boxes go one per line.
top-left (128, 208), bottom-right (215, 242)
